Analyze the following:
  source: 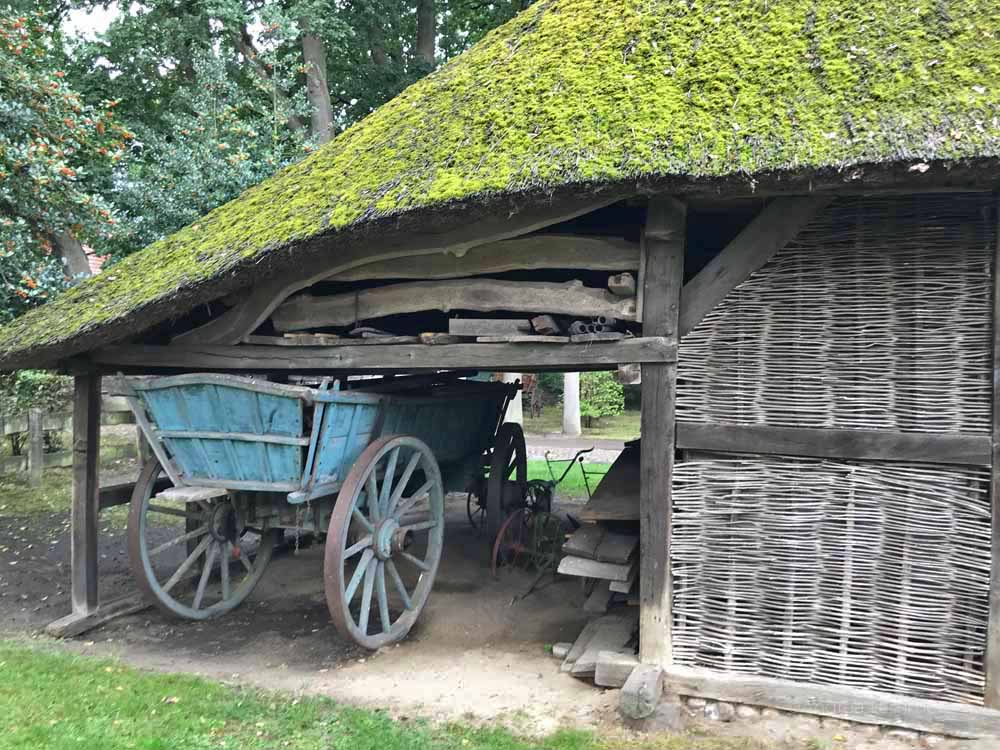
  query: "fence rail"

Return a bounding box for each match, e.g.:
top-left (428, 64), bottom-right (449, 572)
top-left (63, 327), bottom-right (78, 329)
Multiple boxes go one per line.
top-left (2, 397), bottom-right (140, 485)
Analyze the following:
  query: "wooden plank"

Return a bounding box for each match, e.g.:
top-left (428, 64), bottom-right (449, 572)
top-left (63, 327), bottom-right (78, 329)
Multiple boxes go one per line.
top-left (557, 555), bottom-right (633, 582)
top-left (332, 234), bottom-right (640, 282)
top-left (243, 334), bottom-right (420, 346)
top-left (569, 613), bottom-right (637, 676)
top-left (562, 617), bottom-right (605, 670)
top-left (476, 335), bottom-right (570, 344)
top-left (418, 333), bottom-right (463, 345)
top-left (46, 592), bottom-right (150, 638)
top-left (272, 279), bottom-right (638, 332)
top-left (157, 486), bottom-right (230, 503)
top-left (27, 408), bottom-right (43, 488)
top-left (582, 578), bottom-right (613, 615)
top-left (677, 422), bottom-right (992, 467)
top-left (178, 191), bottom-right (633, 346)
top-left (664, 665), bottom-right (1000, 738)
top-left (595, 650), bottom-right (640, 688)
top-left (569, 332), bottom-right (625, 344)
top-left (99, 476), bottom-right (171, 510)
top-left (71, 374), bottom-right (101, 616)
top-left (562, 525), bottom-right (605, 559)
top-left (91, 338), bottom-right (675, 372)
top-left (562, 525), bottom-right (638, 564)
top-left (578, 444), bottom-right (641, 522)
top-left (610, 563), bottom-right (638, 594)
top-left (678, 196), bottom-right (831, 337)
top-left (988, 193), bottom-right (1000, 710)
top-left (448, 319), bottom-right (531, 336)
top-left (639, 195), bottom-right (685, 667)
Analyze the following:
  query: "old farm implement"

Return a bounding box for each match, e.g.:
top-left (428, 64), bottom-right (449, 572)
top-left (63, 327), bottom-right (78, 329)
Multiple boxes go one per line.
top-left (119, 373), bottom-right (520, 649)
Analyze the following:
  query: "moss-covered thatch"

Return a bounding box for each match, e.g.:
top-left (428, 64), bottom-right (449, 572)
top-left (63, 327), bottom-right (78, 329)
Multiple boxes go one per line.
top-left (4, 0), bottom-right (999, 368)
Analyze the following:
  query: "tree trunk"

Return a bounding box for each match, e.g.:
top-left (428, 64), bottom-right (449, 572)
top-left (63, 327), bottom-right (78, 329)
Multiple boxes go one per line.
top-left (300, 22), bottom-right (334, 144)
top-left (52, 231), bottom-right (92, 281)
top-left (415, 0), bottom-right (435, 67)
top-left (563, 373), bottom-right (582, 437)
top-left (236, 26), bottom-right (306, 133)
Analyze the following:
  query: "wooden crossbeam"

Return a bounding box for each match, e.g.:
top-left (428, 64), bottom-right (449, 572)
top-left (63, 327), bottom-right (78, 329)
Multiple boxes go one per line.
top-left (678, 196), bottom-right (832, 336)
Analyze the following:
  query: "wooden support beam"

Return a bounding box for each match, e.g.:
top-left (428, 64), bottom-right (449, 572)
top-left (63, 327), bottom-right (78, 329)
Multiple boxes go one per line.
top-left (678, 196), bottom-right (832, 337)
top-left (664, 665), bottom-right (1000, 738)
top-left (72, 374), bottom-right (100, 615)
top-left (271, 279), bottom-right (637, 332)
top-left (178, 192), bottom-right (630, 346)
top-left (987, 193), bottom-right (1000, 709)
top-left (677, 422), bottom-right (992, 467)
top-left (27, 408), bottom-right (43, 488)
top-left (90, 337), bottom-right (675, 372)
top-left (331, 234), bottom-right (640, 282)
top-left (639, 195), bottom-right (685, 667)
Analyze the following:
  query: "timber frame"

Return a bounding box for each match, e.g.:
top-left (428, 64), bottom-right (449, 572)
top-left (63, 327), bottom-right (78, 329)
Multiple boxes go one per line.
top-left (45, 186), bottom-right (1000, 737)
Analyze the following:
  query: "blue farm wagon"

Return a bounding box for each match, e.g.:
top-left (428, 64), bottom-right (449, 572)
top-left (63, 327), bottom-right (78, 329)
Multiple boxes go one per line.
top-left (119, 373), bottom-right (523, 649)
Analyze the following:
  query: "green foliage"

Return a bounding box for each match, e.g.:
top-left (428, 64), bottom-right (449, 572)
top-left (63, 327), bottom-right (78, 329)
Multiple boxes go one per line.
top-left (0, 8), bottom-right (127, 319)
top-left (579, 371), bottom-right (623, 423)
top-left (0, 369), bottom-right (69, 414)
top-left (536, 372), bottom-right (564, 400)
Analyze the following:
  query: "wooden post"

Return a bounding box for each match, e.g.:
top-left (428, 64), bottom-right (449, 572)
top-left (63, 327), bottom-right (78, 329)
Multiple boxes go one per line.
top-left (27, 408), bottom-right (43, 487)
top-left (71, 374), bottom-right (101, 615)
top-left (987, 195), bottom-right (1000, 709)
top-left (638, 195), bottom-right (685, 666)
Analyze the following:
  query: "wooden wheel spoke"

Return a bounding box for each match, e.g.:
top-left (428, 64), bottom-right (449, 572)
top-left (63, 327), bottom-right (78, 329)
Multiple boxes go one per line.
top-left (237, 543), bottom-right (253, 572)
top-left (366, 473), bottom-right (380, 522)
top-left (378, 447), bottom-right (400, 514)
top-left (149, 525), bottom-right (208, 557)
top-left (385, 560), bottom-right (412, 610)
top-left (221, 542), bottom-right (231, 600)
top-left (344, 535), bottom-right (373, 559)
top-left (352, 507), bottom-right (374, 534)
top-left (344, 548), bottom-right (374, 604)
top-left (376, 561), bottom-right (391, 634)
top-left (162, 535), bottom-right (211, 594)
top-left (386, 451), bottom-right (422, 518)
top-left (358, 557), bottom-right (378, 634)
top-left (399, 550), bottom-right (430, 572)
top-left (192, 541), bottom-right (218, 610)
top-left (395, 480), bottom-right (434, 518)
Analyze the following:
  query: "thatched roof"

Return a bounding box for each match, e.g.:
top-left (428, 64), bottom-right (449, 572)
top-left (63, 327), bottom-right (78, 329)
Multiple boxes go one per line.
top-left (3, 0), bottom-right (999, 369)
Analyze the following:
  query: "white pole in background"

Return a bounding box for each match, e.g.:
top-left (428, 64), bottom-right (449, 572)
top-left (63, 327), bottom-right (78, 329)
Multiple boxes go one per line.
top-left (563, 372), bottom-right (581, 436)
top-left (502, 373), bottom-right (523, 425)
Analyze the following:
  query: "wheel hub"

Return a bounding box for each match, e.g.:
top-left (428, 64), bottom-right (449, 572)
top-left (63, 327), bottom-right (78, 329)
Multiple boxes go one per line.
top-left (373, 519), bottom-right (412, 560)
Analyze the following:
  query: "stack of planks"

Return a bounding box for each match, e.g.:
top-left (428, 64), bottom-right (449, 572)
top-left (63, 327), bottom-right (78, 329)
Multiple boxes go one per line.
top-left (552, 611), bottom-right (639, 686)
top-left (557, 443), bottom-right (641, 613)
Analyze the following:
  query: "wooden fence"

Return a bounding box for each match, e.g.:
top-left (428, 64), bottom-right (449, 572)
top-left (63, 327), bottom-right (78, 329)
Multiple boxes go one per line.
top-left (2, 396), bottom-right (140, 484)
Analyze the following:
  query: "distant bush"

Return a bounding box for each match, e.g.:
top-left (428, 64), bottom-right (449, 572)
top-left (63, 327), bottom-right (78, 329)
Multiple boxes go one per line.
top-left (580, 371), bottom-right (624, 426)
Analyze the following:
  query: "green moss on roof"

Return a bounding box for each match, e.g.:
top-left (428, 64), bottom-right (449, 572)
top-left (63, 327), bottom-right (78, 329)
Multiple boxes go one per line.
top-left (3, 0), bottom-right (1000, 365)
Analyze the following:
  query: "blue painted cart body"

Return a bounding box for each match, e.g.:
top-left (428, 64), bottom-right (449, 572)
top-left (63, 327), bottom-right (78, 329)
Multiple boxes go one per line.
top-left (122, 374), bottom-right (515, 504)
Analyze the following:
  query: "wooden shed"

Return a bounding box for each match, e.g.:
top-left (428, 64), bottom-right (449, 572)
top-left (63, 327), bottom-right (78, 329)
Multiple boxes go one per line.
top-left (2, 0), bottom-right (999, 737)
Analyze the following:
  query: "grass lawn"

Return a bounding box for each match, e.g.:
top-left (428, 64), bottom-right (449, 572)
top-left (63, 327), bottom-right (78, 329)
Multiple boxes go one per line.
top-left (0, 641), bottom-right (760, 750)
top-left (524, 408), bottom-right (640, 441)
top-left (527, 459), bottom-right (609, 500)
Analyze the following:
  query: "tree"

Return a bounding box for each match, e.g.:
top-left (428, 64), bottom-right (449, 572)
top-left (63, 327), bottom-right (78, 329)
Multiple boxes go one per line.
top-left (0, 8), bottom-right (127, 318)
top-left (579, 371), bottom-right (624, 427)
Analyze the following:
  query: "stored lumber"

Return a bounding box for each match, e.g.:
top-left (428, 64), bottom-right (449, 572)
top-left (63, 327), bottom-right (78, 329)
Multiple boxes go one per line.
top-left (639, 195), bottom-right (685, 666)
top-left (92, 338), bottom-right (674, 373)
top-left (583, 579), bottom-right (613, 615)
top-left (562, 617), bottom-right (604, 671)
top-left (578, 444), bottom-right (641, 522)
top-left (448, 319), bottom-right (531, 336)
top-left (272, 279), bottom-right (637, 331)
top-left (476, 335), bottom-right (570, 344)
top-left (243, 334), bottom-right (420, 346)
top-left (563, 525), bottom-right (604, 559)
top-left (620, 665), bottom-right (665, 720)
top-left (664, 666), bottom-right (1000, 738)
top-left (71, 374), bottom-right (101, 616)
top-left (558, 555), bottom-right (633, 582)
top-left (608, 272), bottom-right (637, 297)
top-left (531, 315), bottom-right (561, 335)
top-left (563, 525), bottom-right (638, 564)
top-left (332, 234), bottom-right (641, 281)
top-left (566, 613), bottom-right (637, 676)
top-left (679, 196), bottom-right (831, 337)
top-left (178, 191), bottom-right (631, 345)
top-left (988, 193), bottom-right (1000, 710)
top-left (570, 332), bottom-right (625, 344)
top-left (609, 564), bottom-right (638, 594)
top-left (418, 333), bottom-right (463, 345)
top-left (595, 651), bottom-right (640, 688)
top-left (677, 422), bottom-right (991, 467)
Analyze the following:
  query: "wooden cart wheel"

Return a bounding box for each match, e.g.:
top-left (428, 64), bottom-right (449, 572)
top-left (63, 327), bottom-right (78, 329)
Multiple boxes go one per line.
top-left (486, 422), bottom-right (527, 539)
top-left (324, 435), bottom-right (444, 649)
top-left (127, 458), bottom-right (277, 620)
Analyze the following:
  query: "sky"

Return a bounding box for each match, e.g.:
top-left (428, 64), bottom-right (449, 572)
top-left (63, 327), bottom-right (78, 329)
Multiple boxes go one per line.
top-left (64, 4), bottom-right (118, 40)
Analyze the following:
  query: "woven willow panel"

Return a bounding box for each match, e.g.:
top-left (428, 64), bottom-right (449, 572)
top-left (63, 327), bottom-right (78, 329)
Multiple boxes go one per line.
top-left (672, 456), bottom-right (992, 705)
top-left (677, 194), bottom-right (995, 433)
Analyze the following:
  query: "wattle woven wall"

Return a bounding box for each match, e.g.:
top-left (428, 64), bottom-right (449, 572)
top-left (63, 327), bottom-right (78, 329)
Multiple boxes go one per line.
top-left (672, 193), bottom-right (996, 705)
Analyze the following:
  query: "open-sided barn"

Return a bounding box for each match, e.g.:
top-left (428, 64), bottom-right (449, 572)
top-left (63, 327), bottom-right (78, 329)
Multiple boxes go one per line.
top-left (2, 0), bottom-right (999, 737)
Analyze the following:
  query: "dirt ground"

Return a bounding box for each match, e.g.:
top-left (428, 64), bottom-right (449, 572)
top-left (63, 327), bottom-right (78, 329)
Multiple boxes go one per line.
top-left (0, 474), bottom-right (983, 748)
